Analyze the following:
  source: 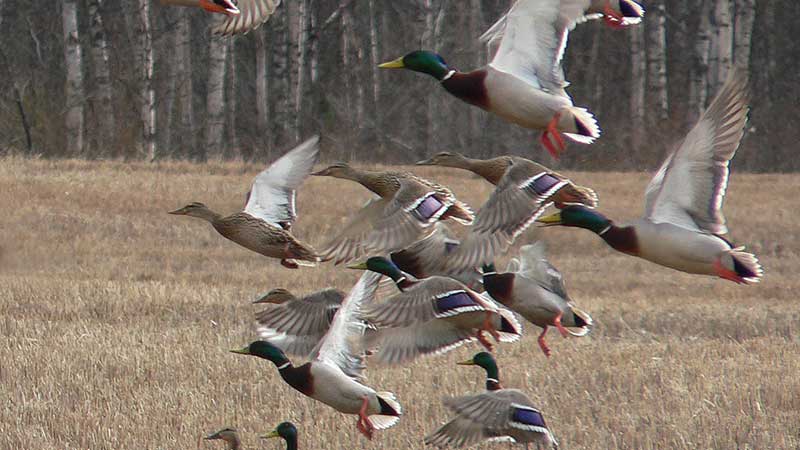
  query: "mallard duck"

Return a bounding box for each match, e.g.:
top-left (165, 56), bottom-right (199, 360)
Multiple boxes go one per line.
top-left (388, 223), bottom-right (482, 288)
top-left (253, 288), bottom-right (345, 356)
top-left (312, 163), bottom-right (473, 264)
top-left (379, 0), bottom-right (642, 158)
top-left (232, 272), bottom-right (402, 440)
top-left (348, 257), bottom-right (521, 363)
top-left (204, 428), bottom-right (241, 450)
top-left (424, 352), bottom-right (558, 449)
top-left (483, 243), bottom-right (592, 357)
top-left (159, 0), bottom-right (281, 36)
top-left (586, 0), bottom-right (645, 28)
top-left (169, 136), bottom-right (319, 269)
top-left (538, 70), bottom-right (763, 285)
top-left (417, 152), bottom-right (597, 269)
top-left (262, 422), bottom-right (298, 450)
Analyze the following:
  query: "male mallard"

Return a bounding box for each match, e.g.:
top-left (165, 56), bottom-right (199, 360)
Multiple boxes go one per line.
top-left (389, 223), bottom-right (482, 288)
top-left (262, 422), bottom-right (298, 450)
top-left (232, 272), bottom-right (402, 440)
top-left (483, 243), bottom-right (592, 357)
top-left (424, 352), bottom-right (558, 449)
top-left (417, 152), bottom-right (597, 269)
top-left (348, 257), bottom-right (521, 363)
top-left (253, 288), bottom-right (345, 356)
top-left (159, 0), bottom-right (281, 36)
top-left (170, 136), bottom-right (319, 269)
top-left (379, 0), bottom-right (644, 157)
top-left (204, 428), bottom-right (241, 450)
top-left (538, 70), bottom-right (763, 285)
top-left (312, 163), bottom-right (473, 264)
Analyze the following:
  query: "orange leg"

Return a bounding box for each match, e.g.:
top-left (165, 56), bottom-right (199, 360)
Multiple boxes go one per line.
top-left (713, 257), bottom-right (744, 284)
top-left (540, 112), bottom-right (565, 159)
top-left (482, 312), bottom-right (501, 341)
top-left (553, 312), bottom-right (570, 338)
top-left (477, 330), bottom-right (495, 352)
top-left (356, 396), bottom-right (374, 440)
top-left (537, 326), bottom-right (552, 358)
top-left (603, 1), bottom-right (627, 29)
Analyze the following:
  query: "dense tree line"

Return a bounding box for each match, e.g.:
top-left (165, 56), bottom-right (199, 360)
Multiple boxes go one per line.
top-left (0, 1), bottom-right (796, 170)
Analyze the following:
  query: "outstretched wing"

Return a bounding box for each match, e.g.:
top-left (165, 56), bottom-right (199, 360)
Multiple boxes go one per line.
top-left (644, 70), bottom-right (749, 234)
top-left (212, 0), bottom-right (281, 36)
top-left (243, 136), bottom-right (319, 227)
top-left (486, 0), bottom-right (594, 94)
top-left (310, 271), bottom-right (381, 381)
top-left (516, 242), bottom-right (568, 298)
top-left (256, 289), bottom-right (345, 357)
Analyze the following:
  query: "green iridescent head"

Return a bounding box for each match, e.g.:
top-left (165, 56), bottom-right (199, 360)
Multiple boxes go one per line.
top-left (379, 50), bottom-right (451, 80)
top-left (458, 352), bottom-right (499, 382)
top-left (230, 341), bottom-right (290, 367)
top-left (262, 421), bottom-right (298, 443)
top-left (538, 205), bottom-right (611, 234)
top-left (347, 257), bottom-right (405, 281)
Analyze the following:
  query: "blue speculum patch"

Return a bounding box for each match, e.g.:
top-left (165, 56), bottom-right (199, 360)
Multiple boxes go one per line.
top-left (414, 195), bottom-right (444, 221)
top-left (525, 174), bottom-right (560, 196)
top-left (512, 408), bottom-right (546, 428)
top-left (435, 292), bottom-right (477, 313)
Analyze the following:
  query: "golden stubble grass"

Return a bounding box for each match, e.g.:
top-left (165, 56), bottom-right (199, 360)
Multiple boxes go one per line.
top-left (0, 156), bottom-right (798, 449)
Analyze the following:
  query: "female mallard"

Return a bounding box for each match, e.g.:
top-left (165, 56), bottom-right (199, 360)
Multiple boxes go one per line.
top-left (159, 0), bottom-right (281, 36)
top-left (348, 257), bottom-right (521, 363)
top-left (232, 272), bottom-right (402, 440)
top-left (169, 136), bottom-right (319, 269)
top-left (379, 0), bottom-right (644, 157)
top-left (204, 428), bottom-right (241, 449)
top-left (538, 70), bottom-right (763, 284)
top-left (262, 422), bottom-right (298, 450)
top-left (538, 70), bottom-right (763, 285)
top-left (424, 352), bottom-right (558, 449)
top-left (417, 152), bottom-right (597, 269)
top-left (312, 163), bottom-right (473, 264)
top-left (483, 243), bottom-right (593, 357)
top-left (253, 288), bottom-right (345, 356)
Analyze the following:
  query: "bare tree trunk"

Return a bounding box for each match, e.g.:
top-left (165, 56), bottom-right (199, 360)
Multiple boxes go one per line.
top-left (61, 0), bottom-right (84, 157)
top-left (645, 0), bottom-right (668, 122)
top-left (733, 0), bottom-right (755, 69)
top-left (368, 0), bottom-right (383, 149)
top-left (688, 0), bottom-right (712, 125)
top-left (87, 0), bottom-right (114, 158)
top-left (710, 0), bottom-right (733, 94)
top-left (176, 10), bottom-right (195, 158)
top-left (225, 40), bottom-right (238, 159)
top-left (137, 0), bottom-right (156, 161)
top-left (339, 0), bottom-right (353, 126)
top-left (205, 37), bottom-right (228, 161)
top-left (271, 7), bottom-right (290, 148)
top-left (295, 0), bottom-right (309, 140)
top-left (255, 28), bottom-right (270, 155)
top-left (629, 23), bottom-right (646, 163)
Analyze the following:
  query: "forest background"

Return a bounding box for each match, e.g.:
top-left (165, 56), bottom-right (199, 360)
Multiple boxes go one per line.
top-left (0, 0), bottom-right (795, 170)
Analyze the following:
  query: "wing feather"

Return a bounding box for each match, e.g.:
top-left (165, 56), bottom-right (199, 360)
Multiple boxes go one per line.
top-left (212, 0), bottom-right (281, 36)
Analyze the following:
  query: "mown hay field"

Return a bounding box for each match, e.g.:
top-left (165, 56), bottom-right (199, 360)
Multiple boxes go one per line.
top-left (1, 156), bottom-right (799, 449)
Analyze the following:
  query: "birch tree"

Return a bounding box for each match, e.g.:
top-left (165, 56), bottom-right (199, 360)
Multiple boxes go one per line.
top-left (204, 37), bottom-right (228, 160)
top-left (645, 0), bottom-right (668, 122)
top-left (733, 0), bottom-right (755, 69)
top-left (688, 0), bottom-right (713, 125)
top-left (629, 23), bottom-right (646, 159)
top-left (61, 0), bottom-right (84, 156)
top-left (87, 0), bottom-right (114, 158)
top-left (710, 0), bottom-right (733, 94)
top-left (137, 0), bottom-right (156, 160)
top-left (255, 28), bottom-right (270, 153)
top-left (225, 40), bottom-right (238, 158)
top-left (176, 10), bottom-right (195, 157)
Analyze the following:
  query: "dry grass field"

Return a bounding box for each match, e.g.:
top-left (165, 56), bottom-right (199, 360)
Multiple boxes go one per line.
top-left (1, 156), bottom-right (799, 450)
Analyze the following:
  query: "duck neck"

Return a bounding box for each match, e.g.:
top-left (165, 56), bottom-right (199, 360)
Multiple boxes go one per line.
top-left (194, 206), bottom-right (223, 223)
top-left (598, 224), bottom-right (639, 256)
top-left (386, 269), bottom-right (414, 292)
top-left (284, 436), bottom-right (298, 450)
top-left (353, 170), bottom-right (398, 198)
top-left (465, 157), bottom-right (511, 185)
top-left (482, 362), bottom-right (502, 391)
